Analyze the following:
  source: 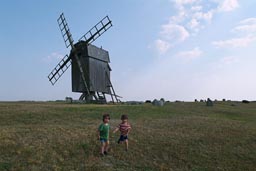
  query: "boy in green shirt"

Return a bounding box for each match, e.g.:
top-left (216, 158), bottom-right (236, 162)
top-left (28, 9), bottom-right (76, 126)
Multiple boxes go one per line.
top-left (98, 114), bottom-right (110, 156)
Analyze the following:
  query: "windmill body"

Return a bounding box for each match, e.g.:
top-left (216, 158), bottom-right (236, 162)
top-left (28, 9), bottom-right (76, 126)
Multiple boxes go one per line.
top-left (48, 13), bottom-right (120, 103)
top-left (71, 41), bottom-right (111, 94)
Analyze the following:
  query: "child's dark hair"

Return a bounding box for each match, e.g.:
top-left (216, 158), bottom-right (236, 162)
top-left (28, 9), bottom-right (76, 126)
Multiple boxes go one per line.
top-left (102, 114), bottom-right (110, 121)
top-left (121, 114), bottom-right (128, 120)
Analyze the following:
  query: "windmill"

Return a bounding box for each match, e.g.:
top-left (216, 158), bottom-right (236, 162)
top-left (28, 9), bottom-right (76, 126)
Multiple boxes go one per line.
top-left (48, 13), bottom-right (120, 103)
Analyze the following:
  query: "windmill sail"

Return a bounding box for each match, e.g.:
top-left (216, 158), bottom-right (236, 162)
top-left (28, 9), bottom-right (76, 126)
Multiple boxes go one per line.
top-left (48, 55), bottom-right (71, 85)
top-left (79, 16), bottom-right (112, 45)
top-left (58, 13), bottom-right (74, 48)
top-left (48, 13), bottom-right (74, 85)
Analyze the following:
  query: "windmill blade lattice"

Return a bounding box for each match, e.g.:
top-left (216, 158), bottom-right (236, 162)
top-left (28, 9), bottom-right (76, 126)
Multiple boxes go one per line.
top-left (48, 55), bottom-right (71, 85)
top-left (79, 16), bottom-right (112, 44)
top-left (57, 13), bottom-right (74, 48)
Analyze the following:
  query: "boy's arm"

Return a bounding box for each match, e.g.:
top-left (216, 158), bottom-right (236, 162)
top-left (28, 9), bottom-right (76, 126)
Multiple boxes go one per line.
top-left (97, 130), bottom-right (100, 140)
top-left (127, 125), bottom-right (131, 134)
top-left (113, 127), bottom-right (119, 133)
top-left (97, 124), bottom-right (102, 140)
top-left (127, 128), bottom-right (131, 134)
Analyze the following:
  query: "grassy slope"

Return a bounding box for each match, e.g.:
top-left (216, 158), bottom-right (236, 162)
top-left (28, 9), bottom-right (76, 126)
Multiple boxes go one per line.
top-left (0, 101), bottom-right (255, 171)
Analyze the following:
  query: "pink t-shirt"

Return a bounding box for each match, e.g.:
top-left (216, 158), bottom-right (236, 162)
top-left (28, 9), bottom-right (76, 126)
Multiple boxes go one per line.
top-left (117, 122), bottom-right (131, 135)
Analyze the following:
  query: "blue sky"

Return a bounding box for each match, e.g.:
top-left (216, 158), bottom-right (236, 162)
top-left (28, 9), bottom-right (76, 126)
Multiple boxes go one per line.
top-left (0, 0), bottom-right (256, 101)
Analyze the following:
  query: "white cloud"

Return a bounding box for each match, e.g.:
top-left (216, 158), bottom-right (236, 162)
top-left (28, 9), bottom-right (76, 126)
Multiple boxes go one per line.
top-left (213, 17), bottom-right (256, 48)
top-left (170, 9), bottom-right (187, 24)
top-left (155, 39), bottom-right (171, 55)
top-left (176, 47), bottom-right (203, 60)
top-left (218, 0), bottom-right (239, 12)
top-left (194, 10), bottom-right (214, 23)
top-left (154, 0), bottom-right (240, 54)
top-left (154, 23), bottom-right (190, 54)
top-left (188, 18), bottom-right (200, 29)
top-left (232, 17), bottom-right (256, 34)
top-left (220, 56), bottom-right (239, 65)
top-left (161, 23), bottom-right (190, 42)
top-left (212, 36), bottom-right (256, 48)
top-left (174, 0), bottom-right (197, 5)
top-left (239, 18), bottom-right (256, 25)
top-left (169, 0), bottom-right (222, 34)
top-left (191, 5), bottom-right (202, 11)
top-left (233, 25), bottom-right (256, 34)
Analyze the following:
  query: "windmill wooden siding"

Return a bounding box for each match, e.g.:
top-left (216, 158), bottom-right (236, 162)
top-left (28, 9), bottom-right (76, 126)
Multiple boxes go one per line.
top-left (71, 42), bottom-right (111, 94)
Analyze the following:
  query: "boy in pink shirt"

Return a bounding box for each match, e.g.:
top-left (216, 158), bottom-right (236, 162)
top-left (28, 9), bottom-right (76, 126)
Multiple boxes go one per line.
top-left (113, 114), bottom-right (131, 151)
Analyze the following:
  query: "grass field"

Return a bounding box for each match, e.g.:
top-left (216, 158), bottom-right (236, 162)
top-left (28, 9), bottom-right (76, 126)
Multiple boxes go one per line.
top-left (0, 101), bottom-right (255, 171)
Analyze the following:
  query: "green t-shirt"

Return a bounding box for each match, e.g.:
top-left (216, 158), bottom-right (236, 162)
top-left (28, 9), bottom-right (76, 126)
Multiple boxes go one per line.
top-left (98, 123), bottom-right (110, 139)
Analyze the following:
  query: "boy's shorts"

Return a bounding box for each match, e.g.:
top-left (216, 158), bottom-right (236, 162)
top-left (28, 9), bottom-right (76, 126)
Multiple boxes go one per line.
top-left (118, 135), bottom-right (128, 143)
top-left (100, 138), bottom-right (108, 143)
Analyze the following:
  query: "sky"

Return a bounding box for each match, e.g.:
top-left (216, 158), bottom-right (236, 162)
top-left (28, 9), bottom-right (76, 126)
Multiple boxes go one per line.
top-left (0, 0), bottom-right (256, 102)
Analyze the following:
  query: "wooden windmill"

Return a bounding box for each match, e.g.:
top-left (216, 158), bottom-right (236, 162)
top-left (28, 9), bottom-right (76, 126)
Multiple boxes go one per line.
top-left (48, 13), bottom-right (120, 103)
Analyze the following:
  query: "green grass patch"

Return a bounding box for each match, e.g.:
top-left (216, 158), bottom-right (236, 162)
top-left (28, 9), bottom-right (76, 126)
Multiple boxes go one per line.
top-left (0, 101), bottom-right (256, 170)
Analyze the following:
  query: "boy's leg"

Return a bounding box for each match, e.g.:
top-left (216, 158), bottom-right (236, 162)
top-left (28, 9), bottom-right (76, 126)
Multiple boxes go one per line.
top-left (104, 140), bottom-right (109, 153)
top-left (125, 139), bottom-right (128, 151)
top-left (101, 141), bottom-right (105, 155)
top-left (118, 135), bottom-right (122, 144)
top-left (118, 135), bottom-right (125, 144)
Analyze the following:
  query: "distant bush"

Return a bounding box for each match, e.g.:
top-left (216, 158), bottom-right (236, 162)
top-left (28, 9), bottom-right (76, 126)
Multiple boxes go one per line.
top-left (242, 100), bottom-right (250, 104)
top-left (126, 101), bottom-right (143, 105)
top-left (175, 100), bottom-right (183, 103)
top-left (145, 100), bottom-right (151, 103)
